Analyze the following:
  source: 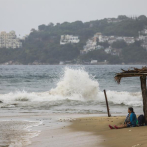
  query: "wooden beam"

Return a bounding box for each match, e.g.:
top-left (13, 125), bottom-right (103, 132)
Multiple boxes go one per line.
top-left (116, 73), bottom-right (147, 77)
top-left (140, 75), bottom-right (147, 124)
top-left (104, 90), bottom-right (111, 117)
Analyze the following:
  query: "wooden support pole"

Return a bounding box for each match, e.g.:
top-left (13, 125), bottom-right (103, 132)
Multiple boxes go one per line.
top-left (140, 75), bottom-right (147, 124)
top-left (104, 90), bottom-right (111, 117)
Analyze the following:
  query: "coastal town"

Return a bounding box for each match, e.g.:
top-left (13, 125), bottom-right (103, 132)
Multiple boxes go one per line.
top-left (1, 16), bottom-right (147, 65)
top-left (58, 26), bottom-right (147, 65)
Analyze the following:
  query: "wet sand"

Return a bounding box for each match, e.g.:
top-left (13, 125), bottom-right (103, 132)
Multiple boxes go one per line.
top-left (70, 116), bottom-right (147, 147)
top-left (27, 113), bottom-right (103, 147)
top-left (0, 113), bottom-right (103, 147)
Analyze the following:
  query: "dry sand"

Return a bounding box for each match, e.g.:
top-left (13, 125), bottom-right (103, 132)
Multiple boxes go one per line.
top-left (70, 116), bottom-right (147, 147)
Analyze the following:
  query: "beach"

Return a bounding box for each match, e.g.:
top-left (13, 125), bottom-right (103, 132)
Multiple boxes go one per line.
top-left (70, 116), bottom-right (147, 147)
top-left (2, 113), bottom-right (147, 147)
top-left (0, 112), bottom-right (103, 147)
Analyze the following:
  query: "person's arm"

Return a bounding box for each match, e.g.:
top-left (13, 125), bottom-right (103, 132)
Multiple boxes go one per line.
top-left (125, 114), bottom-right (129, 124)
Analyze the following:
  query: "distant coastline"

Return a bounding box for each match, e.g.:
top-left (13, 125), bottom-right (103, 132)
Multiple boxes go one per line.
top-left (0, 15), bottom-right (147, 65)
top-left (1, 62), bottom-right (147, 66)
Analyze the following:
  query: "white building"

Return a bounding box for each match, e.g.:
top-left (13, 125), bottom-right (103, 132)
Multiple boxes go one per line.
top-left (104, 47), bottom-right (112, 54)
top-left (138, 35), bottom-right (147, 41)
top-left (123, 37), bottom-right (135, 44)
top-left (98, 33), bottom-right (135, 44)
top-left (81, 34), bottom-right (104, 54)
top-left (108, 36), bottom-right (117, 44)
top-left (99, 35), bottom-right (109, 42)
top-left (107, 18), bottom-right (122, 23)
top-left (0, 31), bottom-right (22, 49)
top-left (91, 60), bottom-right (97, 64)
top-left (60, 35), bottom-right (80, 45)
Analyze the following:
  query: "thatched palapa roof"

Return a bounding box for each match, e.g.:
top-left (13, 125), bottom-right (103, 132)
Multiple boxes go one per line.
top-left (115, 66), bottom-right (147, 84)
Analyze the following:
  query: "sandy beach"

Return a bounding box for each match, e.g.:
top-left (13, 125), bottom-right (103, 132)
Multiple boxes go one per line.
top-left (70, 116), bottom-right (147, 147)
top-left (1, 113), bottom-right (147, 147)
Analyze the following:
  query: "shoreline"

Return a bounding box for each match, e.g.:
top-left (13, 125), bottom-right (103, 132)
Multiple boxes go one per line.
top-left (0, 113), bottom-right (106, 147)
top-left (0, 64), bottom-right (147, 66)
top-left (1, 113), bottom-right (147, 147)
top-left (27, 113), bottom-right (104, 147)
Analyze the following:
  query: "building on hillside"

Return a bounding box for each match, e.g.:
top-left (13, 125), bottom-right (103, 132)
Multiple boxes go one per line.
top-left (123, 37), bottom-right (135, 44)
top-left (91, 60), bottom-right (98, 64)
top-left (104, 46), bottom-right (121, 56)
top-left (140, 29), bottom-right (147, 35)
top-left (138, 34), bottom-right (147, 41)
top-left (107, 18), bottom-right (122, 23)
top-left (116, 37), bottom-right (124, 41)
top-left (141, 43), bottom-right (147, 50)
top-left (81, 34), bottom-right (104, 55)
top-left (104, 47), bottom-right (112, 54)
top-left (81, 39), bottom-right (96, 54)
top-left (111, 49), bottom-right (121, 56)
top-left (99, 35), bottom-right (109, 42)
top-left (60, 35), bottom-right (80, 45)
top-left (0, 31), bottom-right (22, 49)
top-left (95, 45), bottom-right (104, 50)
top-left (98, 33), bottom-right (135, 44)
top-left (108, 36), bottom-right (117, 44)
top-left (144, 29), bottom-right (147, 34)
top-left (59, 61), bottom-right (64, 65)
top-left (94, 32), bottom-right (102, 38)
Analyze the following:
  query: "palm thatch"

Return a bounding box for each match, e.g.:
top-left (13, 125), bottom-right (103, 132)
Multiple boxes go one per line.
top-left (115, 66), bottom-right (147, 84)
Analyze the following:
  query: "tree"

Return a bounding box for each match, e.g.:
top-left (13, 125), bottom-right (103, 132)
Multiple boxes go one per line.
top-left (30, 28), bottom-right (36, 32)
top-left (138, 15), bottom-right (147, 20)
top-left (111, 40), bottom-right (127, 49)
top-left (48, 23), bottom-right (54, 27)
top-left (118, 15), bottom-right (128, 20)
top-left (38, 24), bottom-right (46, 31)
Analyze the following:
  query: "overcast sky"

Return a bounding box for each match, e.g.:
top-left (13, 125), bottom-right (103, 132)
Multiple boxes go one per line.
top-left (0, 0), bottom-right (147, 36)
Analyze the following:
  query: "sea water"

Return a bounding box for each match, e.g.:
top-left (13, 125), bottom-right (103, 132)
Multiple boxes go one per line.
top-left (0, 65), bottom-right (144, 114)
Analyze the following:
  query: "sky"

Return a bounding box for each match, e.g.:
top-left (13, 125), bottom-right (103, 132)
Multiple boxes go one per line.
top-left (0, 0), bottom-right (147, 36)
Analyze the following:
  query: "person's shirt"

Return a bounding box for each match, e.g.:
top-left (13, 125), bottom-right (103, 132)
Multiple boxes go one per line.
top-left (125, 113), bottom-right (137, 126)
top-left (129, 112), bottom-right (137, 126)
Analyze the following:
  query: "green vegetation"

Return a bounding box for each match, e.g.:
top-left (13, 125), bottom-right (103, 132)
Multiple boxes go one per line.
top-left (0, 15), bottom-right (147, 64)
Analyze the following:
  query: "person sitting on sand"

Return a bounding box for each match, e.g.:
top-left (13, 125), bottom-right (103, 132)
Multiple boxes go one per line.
top-left (109, 107), bottom-right (137, 129)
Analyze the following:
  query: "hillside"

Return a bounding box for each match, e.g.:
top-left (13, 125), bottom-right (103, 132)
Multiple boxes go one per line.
top-left (0, 15), bottom-right (147, 65)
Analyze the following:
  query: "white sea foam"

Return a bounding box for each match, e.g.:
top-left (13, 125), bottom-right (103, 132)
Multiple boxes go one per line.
top-left (0, 68), bottom-right (143, 108)
top-left (49, 67), bottom-right (99, 100)
top-left (98, 91), bottom-right (142, 106)
top-left (0, 121), bottom-right (41, 147)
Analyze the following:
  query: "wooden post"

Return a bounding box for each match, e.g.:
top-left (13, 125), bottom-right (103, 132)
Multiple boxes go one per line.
top-left (104, 90), bottom-right (111, 117)
top-left (140, 75), bottom-right (147, 124)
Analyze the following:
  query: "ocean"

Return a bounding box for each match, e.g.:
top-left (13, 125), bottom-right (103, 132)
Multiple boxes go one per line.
top-left (0, 65), bottom-right (144, 114)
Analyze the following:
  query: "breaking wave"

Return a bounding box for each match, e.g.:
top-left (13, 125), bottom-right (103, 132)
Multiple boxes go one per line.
top-left (49, 68), bottom-right (99, 100)
top-left (0, 68), bottom-right (143, 111)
